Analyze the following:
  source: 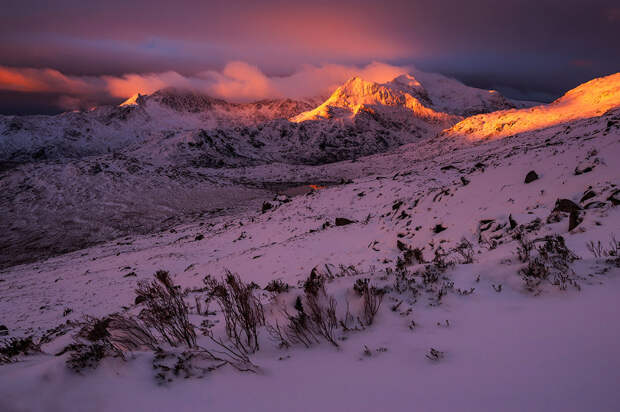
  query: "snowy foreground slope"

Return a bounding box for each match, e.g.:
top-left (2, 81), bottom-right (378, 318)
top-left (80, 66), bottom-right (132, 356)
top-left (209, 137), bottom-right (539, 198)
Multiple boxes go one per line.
top-left (0, 73), bottom-right (619, 412)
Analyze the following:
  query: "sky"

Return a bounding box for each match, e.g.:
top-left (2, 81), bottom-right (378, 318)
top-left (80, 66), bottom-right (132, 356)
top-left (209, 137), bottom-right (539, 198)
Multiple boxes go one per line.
top-left (0, 0), bottom-right (618, 114)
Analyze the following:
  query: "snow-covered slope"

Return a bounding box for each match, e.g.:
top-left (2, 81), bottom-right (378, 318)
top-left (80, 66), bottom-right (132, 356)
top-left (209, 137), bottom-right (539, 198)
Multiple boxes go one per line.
top-left (404, 69), bottom-right (531, 115)
top-left (445, 72), bottom-right (620, 140)
top-left (0, 79), bottom-right (618, 411)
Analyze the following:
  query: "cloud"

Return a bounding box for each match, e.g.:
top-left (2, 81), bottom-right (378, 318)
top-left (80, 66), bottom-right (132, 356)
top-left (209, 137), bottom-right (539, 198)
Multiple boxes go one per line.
top-left (0, 61), bottom-right (413, 110)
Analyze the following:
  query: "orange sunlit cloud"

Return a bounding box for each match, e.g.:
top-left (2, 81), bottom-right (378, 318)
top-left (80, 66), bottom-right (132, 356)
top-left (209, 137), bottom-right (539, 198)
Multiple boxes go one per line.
top-left (0, 62), bottom-right (414, 109)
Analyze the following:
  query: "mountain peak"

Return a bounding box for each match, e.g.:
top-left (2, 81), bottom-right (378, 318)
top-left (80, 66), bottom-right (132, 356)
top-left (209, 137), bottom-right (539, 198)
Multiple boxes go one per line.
top-left (119, 93), bottom-right (144, 107)
top-left (290, 74), bottom-right (458, 126)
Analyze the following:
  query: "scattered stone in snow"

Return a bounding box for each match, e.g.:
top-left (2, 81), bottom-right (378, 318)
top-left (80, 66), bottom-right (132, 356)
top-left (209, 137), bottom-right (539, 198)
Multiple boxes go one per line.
top-left (524, 170), bottom-right (539, 183)
top-left (335, 217), bottom-right (355, 226)
top-left (553, 199), bottom-right (582, 214)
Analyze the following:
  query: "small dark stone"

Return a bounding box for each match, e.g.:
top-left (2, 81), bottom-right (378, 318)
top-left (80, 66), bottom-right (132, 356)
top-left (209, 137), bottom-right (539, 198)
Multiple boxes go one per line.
top-left (460, 176), bottom-right (470, 186)
top-left (335, 217), bottom-right (355, 226)
top-left (553, 199), bottom-right (582, 214)
top-left (134, 295), bottom-right (146, 305)
top-left (524, 170), bottom-right (539, 183)
top-left (433, 224), bottom-right (447, 234)
top-left (0, 325), bottom-right (8, 336)
top-left (195, 234), bottom-right (204, 241)
top-left (123, 271), bottom-right (137, 278)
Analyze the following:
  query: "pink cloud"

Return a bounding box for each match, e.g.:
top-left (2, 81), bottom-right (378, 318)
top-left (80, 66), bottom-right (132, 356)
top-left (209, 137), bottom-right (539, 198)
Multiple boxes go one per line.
top-left (0, 61), bottom-right (414, 110)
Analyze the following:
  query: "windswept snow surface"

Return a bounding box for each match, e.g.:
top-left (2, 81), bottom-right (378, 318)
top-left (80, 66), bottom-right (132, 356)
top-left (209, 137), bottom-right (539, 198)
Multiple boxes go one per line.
top-left (0, 72), bottom-right (619, 412)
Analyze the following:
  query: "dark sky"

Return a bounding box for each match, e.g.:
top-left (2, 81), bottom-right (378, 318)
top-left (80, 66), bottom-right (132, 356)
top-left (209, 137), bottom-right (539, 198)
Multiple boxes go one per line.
top-left (1, 0), bottom-right (619, 114)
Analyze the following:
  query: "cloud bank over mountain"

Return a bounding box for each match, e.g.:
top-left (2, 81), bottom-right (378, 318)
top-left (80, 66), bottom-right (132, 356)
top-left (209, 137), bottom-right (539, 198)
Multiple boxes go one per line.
top-left (0, 62), bottom-right (413, 111)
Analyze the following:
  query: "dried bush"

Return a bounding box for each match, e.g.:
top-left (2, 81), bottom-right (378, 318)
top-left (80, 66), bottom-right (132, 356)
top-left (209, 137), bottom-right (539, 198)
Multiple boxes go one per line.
top-left (514, 228), bottom-right (534, 262)
top-left (151, 348), bottom-right (254, 384)
top-left (453, 238), bottom-right (474, 264)
top-left (518, 235), bottom-right (580, 292)
top-left (136, 270), bottom-right (196, 348)
top-left (62, 313), bottom-right (158, 371)
top-left (203, 271), bottom-right (265, 354)
top-left (358, 281), bottom-right (384, 326)
top-left (264, 279), bottom-right (290, 294)
top-left (280, 296), bottom-right (320, 348)
top-left (305, 286), bottom-right (339, 347)
top-left (65, 343), bottom-right (107, 371)
top-left (431, 246), bottom-right (454, 271)
top-left (586, 235), bottom-right (619, 259)
top-left (0, 336), bottom-right (40, 363)
top-left (278, 272), bottom-right (340, 348)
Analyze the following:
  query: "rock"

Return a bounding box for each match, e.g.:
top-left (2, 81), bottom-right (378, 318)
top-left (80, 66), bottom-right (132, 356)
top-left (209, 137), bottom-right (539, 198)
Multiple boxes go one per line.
top-left (0, 325), bottom-right (8, 336)
top-left (553, 199), bottom-right (581, 214)
top-left (569, 211), bottom-right (582, 231)
top-left (433, 224), bottom-right (447, 233)
top-left (608, 190), bottom-right (620, 206)
top-left (335, 217), bottom-right (355, 226)
top-left (460, 176), bottom-right (470, 186)
top-left (574, 165), bottom-right (594, 175)
top-left (195, 234), bottom-right (204, 241)
top-left (134, 295), bottom-right (146, 305)
top-left (580, 190), bottom-right (596, 203)
top-left (509, 214), bottom-right (517, 230)
top-left (584, 201), bottom-right (607, 209)
top-left (261, 201), bottom-right (273, 213)
top-left (524, 170), bottom-right (539, 183)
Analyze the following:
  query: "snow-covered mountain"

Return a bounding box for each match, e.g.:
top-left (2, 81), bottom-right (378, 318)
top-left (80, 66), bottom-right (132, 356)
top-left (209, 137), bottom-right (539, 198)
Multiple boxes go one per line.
top-left (1, 70), bottom-right (619, 412)
top-left (1, 71), bottom-right (618, 270)
top-left (444, 72), bottom-right (620, 140)
top-left (0, 71), bottom-right (527, 166)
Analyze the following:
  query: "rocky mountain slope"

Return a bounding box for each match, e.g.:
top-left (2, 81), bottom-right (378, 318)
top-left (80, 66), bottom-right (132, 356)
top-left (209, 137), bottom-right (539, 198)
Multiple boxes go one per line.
top-left (0, 70), bottom-right (525, 167)
top-left (0, 71), bottom-right (619, 412)
top-left (1, 72), bottom-right (616, 271)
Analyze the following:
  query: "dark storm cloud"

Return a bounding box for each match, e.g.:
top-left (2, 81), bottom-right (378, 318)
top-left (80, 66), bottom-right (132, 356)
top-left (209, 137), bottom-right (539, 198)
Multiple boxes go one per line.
top-left (0, 0), bottom-right (618, 113)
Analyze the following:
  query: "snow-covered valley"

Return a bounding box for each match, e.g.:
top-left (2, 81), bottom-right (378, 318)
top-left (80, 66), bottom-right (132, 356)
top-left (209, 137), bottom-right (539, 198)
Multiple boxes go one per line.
top-left (0, 70), bottom-right (619, 412)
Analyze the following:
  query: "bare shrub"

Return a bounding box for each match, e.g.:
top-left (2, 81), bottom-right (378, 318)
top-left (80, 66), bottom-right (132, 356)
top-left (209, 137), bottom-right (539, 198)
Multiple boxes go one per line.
top-left (61, 313), bottom-right (158, 371)
top-left (282, 296), bottom-right (319, 348)
top-left (586, 235), bottom-right (619, 259)
top-left (518, 235), bottom-right (580, 292)
top-left (358, 281), bottom-right (384, 326)
top-left (105, 314), bottom-right (158, 353)
top-left (514, 228), bottom-right (533, 262)
top-left (136, 270), bottom-right (196, 348)
top-left (278, 272), bottom-right (340, 348)
top-left (203, 271), bottom-right (265, 354)
top-left (305, 283), bottom-right (339, 347)
top-left (0, 336), bottom-right (40, 364)
top-left (264, 279), bottom-right (290, 294)
top-left (431, 246), bottom-right (454, 271)
top-left (453, 238), bottom-right (474, 264)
